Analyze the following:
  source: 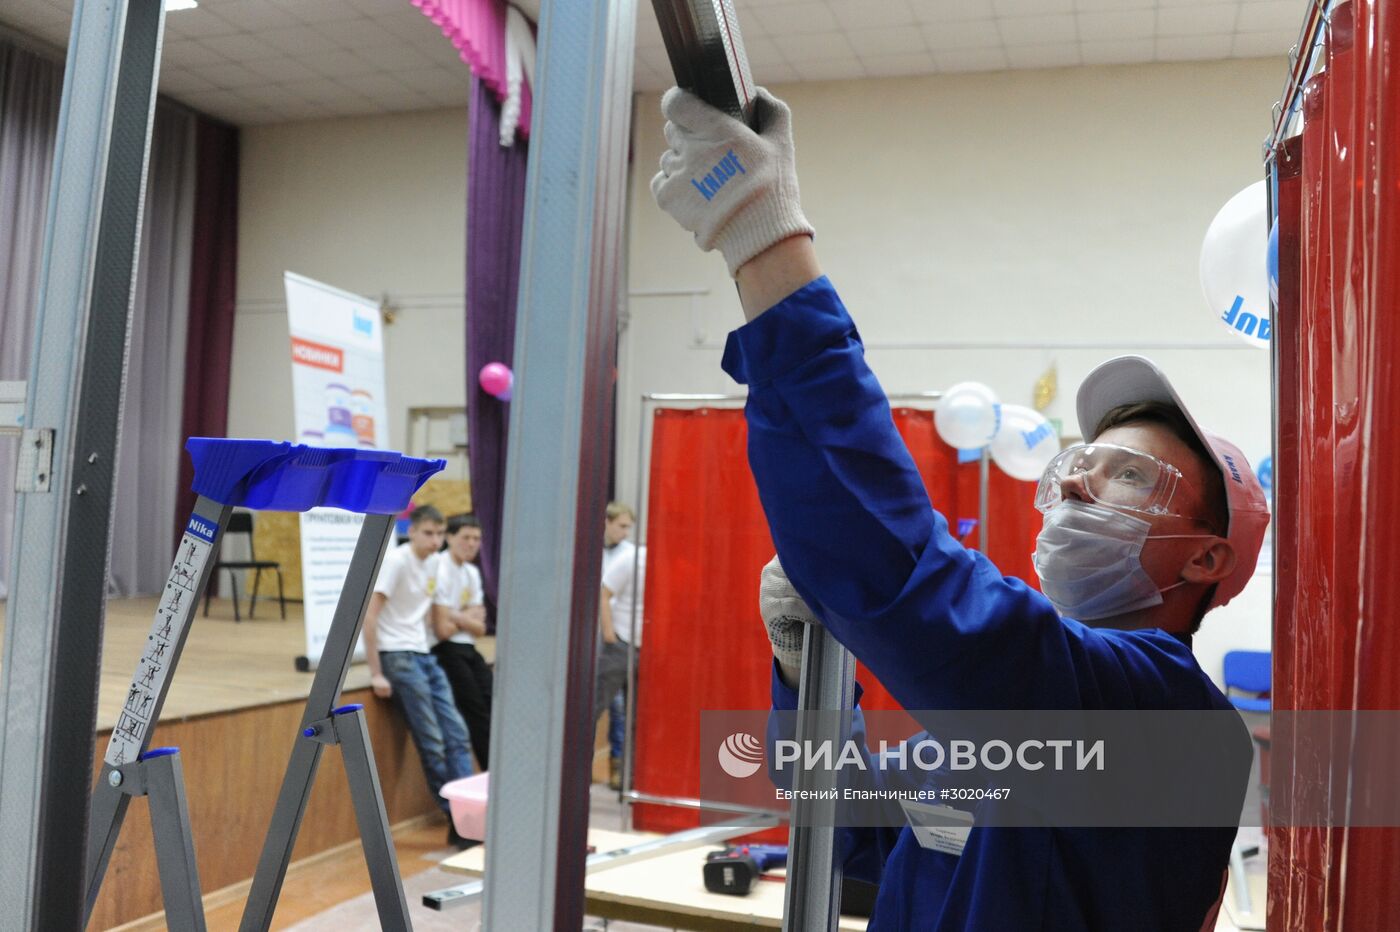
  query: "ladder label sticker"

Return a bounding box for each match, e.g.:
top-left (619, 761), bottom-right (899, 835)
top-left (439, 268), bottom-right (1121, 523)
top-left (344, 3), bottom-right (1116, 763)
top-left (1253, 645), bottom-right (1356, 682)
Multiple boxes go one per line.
top-left (186, 515), bottom-right (217, 545)
top-left (104, 523), bottom-right (214, 767)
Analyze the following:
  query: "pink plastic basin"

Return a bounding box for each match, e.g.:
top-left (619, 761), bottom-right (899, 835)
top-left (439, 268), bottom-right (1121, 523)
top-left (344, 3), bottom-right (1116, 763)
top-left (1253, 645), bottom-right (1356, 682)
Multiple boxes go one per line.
top-left (440, 771), bottom-right (490, 840)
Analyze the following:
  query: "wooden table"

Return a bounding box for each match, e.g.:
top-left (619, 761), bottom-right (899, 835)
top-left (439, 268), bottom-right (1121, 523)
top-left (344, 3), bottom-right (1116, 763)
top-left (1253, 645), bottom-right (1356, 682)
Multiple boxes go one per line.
top-left (442, 828), bottom-right (868, 930)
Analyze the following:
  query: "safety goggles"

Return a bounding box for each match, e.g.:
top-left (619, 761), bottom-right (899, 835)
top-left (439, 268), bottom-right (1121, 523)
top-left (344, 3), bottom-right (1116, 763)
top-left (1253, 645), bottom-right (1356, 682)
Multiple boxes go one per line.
top-left (1034, 443), bottom-right (1192, 518)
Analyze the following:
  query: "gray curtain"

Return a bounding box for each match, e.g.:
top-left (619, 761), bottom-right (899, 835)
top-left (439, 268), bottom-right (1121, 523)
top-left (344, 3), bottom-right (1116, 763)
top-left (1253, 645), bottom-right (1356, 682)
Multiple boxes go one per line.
top-left (0, 40), bottom-right (62, 601)
top-left (108, 107), bottom-right (196, 597)
top-left (0, 38), bottom-right (197, 598)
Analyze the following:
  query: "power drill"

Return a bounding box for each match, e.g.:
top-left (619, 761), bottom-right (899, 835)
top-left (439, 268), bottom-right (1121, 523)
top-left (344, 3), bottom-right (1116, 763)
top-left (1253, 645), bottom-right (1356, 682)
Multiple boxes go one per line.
top-left (703, 844), bottom-right (788, 896)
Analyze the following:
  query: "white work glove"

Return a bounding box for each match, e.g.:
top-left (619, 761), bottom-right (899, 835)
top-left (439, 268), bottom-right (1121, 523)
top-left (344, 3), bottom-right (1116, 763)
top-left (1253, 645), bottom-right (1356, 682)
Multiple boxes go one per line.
top-left (759, 555), bottom-right (821, 672)
top-left (650, 87), bottom-right (814, 276)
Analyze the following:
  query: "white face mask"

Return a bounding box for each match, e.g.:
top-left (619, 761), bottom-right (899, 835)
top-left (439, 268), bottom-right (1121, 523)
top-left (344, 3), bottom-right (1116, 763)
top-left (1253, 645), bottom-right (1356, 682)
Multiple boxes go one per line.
top-left (1032, 501), bottom-right (1210, 622)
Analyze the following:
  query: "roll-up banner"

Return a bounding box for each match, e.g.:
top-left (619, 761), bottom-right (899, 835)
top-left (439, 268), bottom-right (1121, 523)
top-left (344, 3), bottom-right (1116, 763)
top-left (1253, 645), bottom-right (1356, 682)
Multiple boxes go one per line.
top-left (285, 272), bottom-right (389, 668)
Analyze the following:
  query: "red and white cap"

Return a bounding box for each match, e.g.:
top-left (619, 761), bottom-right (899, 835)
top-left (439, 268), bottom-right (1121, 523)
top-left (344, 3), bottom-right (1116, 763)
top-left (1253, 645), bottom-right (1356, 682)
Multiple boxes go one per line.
top-left (1075, 355), bottom-right (1270, 610)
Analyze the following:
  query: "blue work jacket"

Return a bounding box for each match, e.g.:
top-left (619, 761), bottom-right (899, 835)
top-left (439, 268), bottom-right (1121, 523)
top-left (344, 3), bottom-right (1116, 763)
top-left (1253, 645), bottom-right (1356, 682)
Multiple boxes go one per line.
top-left (722, 277), bottom-right (1247, 931)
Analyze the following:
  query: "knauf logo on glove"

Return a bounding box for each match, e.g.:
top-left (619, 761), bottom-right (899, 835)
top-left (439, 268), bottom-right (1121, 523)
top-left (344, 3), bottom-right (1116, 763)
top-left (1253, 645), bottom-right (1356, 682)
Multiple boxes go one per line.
top-left (691, 149), bottom-right (746, 201)
top-left (717, 732), bottom-right (764, 778)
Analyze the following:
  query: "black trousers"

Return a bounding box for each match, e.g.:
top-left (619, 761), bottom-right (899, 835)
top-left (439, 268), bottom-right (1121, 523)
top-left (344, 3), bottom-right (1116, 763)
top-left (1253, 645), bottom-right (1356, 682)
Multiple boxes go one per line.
top-left (431, 640), bottom-right (493, 770)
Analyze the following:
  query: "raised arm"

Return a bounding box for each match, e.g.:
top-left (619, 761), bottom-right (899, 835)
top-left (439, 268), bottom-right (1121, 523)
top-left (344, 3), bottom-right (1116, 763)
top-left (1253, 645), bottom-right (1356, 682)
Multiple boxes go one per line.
top-left (652, 88), bottom-right (1133, 713)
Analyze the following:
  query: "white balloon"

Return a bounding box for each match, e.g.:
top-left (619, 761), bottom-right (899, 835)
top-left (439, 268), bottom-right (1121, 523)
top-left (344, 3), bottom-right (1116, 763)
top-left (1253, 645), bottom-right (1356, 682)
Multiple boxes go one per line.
top-left (1200, 180), bottom-right (1271, 349)
top-left (990, 405), bottom-right (1059, 481)
top-left (935, 382), bottom-right (1001, 450)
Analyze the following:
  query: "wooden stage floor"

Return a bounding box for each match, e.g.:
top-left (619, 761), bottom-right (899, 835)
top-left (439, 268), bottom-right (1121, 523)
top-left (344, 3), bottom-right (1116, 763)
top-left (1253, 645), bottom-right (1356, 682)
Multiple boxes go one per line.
top-left (0, 597), bottom-right (368, 732)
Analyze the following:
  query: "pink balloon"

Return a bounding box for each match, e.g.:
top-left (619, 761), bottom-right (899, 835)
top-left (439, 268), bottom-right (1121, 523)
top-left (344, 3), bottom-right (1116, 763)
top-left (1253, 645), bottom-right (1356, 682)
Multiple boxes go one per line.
top-left (478, 362), bottom-right (513, 398)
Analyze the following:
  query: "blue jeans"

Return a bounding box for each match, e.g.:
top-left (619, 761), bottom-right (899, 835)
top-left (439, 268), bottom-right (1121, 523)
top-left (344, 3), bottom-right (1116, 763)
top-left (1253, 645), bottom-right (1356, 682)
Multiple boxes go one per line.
top-left (380, 651), bottom-right (474, 812)
top-left (608, 689), bottom-right (626, 760)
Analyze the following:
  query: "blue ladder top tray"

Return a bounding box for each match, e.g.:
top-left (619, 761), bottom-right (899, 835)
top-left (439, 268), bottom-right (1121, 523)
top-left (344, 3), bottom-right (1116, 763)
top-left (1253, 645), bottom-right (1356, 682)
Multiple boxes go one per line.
top-left (186, 438), bottom-right (445, 514)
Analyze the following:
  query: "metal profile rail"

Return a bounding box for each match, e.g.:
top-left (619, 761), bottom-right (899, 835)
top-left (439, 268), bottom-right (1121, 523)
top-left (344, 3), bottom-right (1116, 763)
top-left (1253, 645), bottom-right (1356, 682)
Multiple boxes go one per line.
top-left (0, 1), bottom-right (166, 924)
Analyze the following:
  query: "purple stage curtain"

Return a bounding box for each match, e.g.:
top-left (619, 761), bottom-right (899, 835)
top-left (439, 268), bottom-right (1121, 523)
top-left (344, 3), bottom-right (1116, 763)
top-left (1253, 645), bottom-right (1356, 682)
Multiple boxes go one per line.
top-left (175, 117), bottom-right (239, 545)
top-left (466, 76), bottom-right (528, 626)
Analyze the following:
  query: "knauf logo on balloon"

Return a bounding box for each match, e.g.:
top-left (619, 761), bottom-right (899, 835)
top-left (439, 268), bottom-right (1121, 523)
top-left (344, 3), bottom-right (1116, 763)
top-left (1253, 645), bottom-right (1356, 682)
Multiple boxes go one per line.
top-left (1221, 296), bottom-right (1271, 342)
top-left (691, 150), bottom-right (747, 201)
top-left (1019, 421), bottom-right (1055, 452)
top-left (717, 732), bottom-right (764, 778)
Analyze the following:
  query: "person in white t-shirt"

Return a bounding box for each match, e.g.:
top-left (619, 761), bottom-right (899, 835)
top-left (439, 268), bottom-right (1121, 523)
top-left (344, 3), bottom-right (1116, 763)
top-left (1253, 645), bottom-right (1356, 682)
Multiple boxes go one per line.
top-left (363, 505), bottom-right (473, 842)
top-left (430, 514), bottom-right (494, 770)
top-left (595, 502), bottom-right (643, 790)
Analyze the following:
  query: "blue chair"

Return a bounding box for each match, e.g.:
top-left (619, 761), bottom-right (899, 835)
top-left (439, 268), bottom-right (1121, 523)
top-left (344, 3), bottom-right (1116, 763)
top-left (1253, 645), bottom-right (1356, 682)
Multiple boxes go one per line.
top-left (1223, 650), bottom-right (1271, 712)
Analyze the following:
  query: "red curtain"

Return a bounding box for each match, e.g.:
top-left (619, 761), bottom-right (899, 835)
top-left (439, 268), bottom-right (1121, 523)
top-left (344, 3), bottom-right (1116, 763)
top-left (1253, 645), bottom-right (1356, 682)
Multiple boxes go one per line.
top-left (1271, 2), bottom-right (1400, 928)
top-left (174, 117), bottom-right (239, 543)
top-left (631, 406), bottom-right (1039, 834)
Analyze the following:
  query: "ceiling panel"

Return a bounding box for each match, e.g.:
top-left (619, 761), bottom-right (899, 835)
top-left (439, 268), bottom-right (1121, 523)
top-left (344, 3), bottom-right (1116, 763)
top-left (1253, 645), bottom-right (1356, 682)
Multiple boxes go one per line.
top-left (0, 0), bottom-right (1304, 126)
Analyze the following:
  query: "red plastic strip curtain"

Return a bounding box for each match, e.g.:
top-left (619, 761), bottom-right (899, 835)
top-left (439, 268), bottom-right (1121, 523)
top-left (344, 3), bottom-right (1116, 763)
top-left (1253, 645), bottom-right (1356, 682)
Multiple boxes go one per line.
top-left (1270, 130), bottom-right (1303, 924)
top-left (631, 406), bottom-right (1042, 834)
top-left (1339, 0), bottom-right (1400, 923)
top-left (1271, 1), bottom-right (1400, 927)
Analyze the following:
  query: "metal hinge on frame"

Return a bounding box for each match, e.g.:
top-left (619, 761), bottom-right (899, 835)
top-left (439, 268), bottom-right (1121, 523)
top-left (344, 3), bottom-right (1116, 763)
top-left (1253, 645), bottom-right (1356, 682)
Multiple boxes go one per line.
top-left (16, 428), bottom-right (54, 493)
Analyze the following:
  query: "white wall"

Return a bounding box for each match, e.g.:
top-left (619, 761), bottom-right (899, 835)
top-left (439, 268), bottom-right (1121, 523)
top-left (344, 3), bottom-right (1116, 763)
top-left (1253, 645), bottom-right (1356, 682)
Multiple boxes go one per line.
top-left (621, 59), bottom-right (1283, 686)
top-left (227, 61), bottom-right (1280, 686)
top-left (230, 107), bottom-right (467, 460)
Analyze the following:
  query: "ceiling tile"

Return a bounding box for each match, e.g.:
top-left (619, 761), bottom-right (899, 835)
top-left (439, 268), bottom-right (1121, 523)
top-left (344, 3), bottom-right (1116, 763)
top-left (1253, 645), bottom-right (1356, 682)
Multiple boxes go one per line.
top-left (1236, 1), bottom-right (1301, 33)
top-left (791, 58), bottom-right (868, 82)
top-left (315, 18), bottom-right (399, 51)
top-left (999, 13), bottom-right (1077, 46)
top-left (756, 61), bottom-right (802, 85)
top-left (773, 31), bottom-right (856, 63)
top-left (994, 0), bottom-right (1073, 14)
top-left (198, 62), bottom-right (271, 89)
top-left (336, 71), bottom-right (413, 95)
top-left (342, 0), bottom-right (406, 17)
top-left (1231, 29), bottom-right (1295, 57)
top-left (936, 46), bottom-right (1010, 71)
top-left (1155, 33), bottom-right (1235, 60)
top-left (323, 97), bottom-right (388, 118)
top-left (163, 6), bottom-right (242, 39)
top-left (860, 51), bottom-right (939, 77)
top-left (1005, 42), bottom-right (1081, 68)
top-left (159, 68), bottom-right (220, 94)
top-left (1156, 5), bottom-right (1240, 37)
top-left (197, 32), bottom-right (280, 61)
top-left (241, 56), bottom-right (324, 84)
top-left (743, 37), bottom-right (786, 66)
top-left (844, 26), bottom-right (929, 57)
top-left (259, 24), bottom-right (346, 55)
top-left (921, 20), bottom-right (1001, 51)
top-left (207, 0), bottom-right (301, 32)
top-left (416, 35), bottom-right (471, 67)
top-left (736, 7), bottom-right (769, 40)
top-left (909, 0), bottom-right (997, 21)
top-left (1075, 0), bottom-right (1153, 8)
top-left (159, 40), bottom-right (232, 69)
top-left (420, 86), bottom-right (471, 108)
top-left (296, 49), bottom-right (384, 79)
top-left (285, 0), bottom-right (361, 26)
top-left (829, 0), bottom-right (918, 31)
top-left (1076, 10), bottom-right (1155, 40)
top-left (346, 42), bottom-right (425, 71)
top-left (1079, 37), bottom-right (1155, 64)
top-left (276, 77), bottom-right (356, 104)
top-left (368, 12), bottom-right (437, 43)
top-left (394, 67), bottom-right (467, 94)
top-left (753, 3), bottom-right (839, 36)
